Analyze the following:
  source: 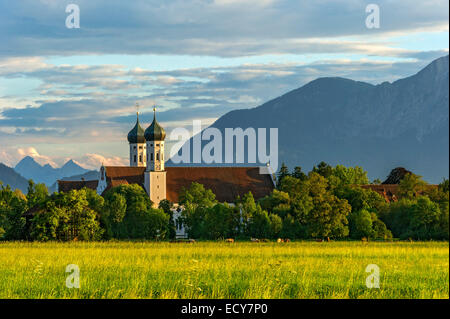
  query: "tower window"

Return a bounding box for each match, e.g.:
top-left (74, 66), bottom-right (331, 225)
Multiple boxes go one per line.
top-left (139, 146), bottom-right (143, 150)
top-left (134, 155), bottom-right (137, 163)
top-left (150, 153), bottom-right (153, 161)
top-left (139, 155), bottom-right (142, 162)
top-left (156, 153), bottom-right (160, 160)
top-left (133, 146), bottom-right (136, 149)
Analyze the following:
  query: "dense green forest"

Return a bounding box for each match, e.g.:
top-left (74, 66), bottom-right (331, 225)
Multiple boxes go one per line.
top-left (0, 162), bottom-right (448, 241)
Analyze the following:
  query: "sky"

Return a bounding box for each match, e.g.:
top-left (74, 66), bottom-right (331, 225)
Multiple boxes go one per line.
top-left (0, 0), bottom-right (448, 170)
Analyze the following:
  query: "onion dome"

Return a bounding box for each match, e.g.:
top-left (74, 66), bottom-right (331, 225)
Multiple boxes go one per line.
top-left (127, 112), bottom-right (146, 143)
top-left (144, 108), bottom-right (166, 141)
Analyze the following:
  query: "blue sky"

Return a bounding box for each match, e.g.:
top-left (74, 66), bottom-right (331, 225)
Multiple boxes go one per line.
top-left (0, 0), bottom-right (448, 169)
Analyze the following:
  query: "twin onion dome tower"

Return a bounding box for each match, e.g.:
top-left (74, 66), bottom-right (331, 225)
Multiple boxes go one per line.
top-left (127, 107), bottom-right (167, 204)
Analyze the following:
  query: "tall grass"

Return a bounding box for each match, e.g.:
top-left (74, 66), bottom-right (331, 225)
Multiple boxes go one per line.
top-left (0, 241), bottom-right (448, 299)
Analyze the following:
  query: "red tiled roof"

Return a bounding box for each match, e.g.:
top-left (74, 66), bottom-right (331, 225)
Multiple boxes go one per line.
top-left (103, 166), bottom-right (146, 193)
top-left (166, 167), bottom-right (275, 203)
top-left (57, 180), bottom-right (98, 193)
top-left (102, 166), bottom-right (275, 202)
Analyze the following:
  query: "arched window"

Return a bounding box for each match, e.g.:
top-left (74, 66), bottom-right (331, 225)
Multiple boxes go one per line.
top-left (150, 153), bottom-right (153, 161)
top-left (156, 152), bottom-right (160, 161)
top-left (133, 155), bottom-right (136, 163)
top-left (139, 155), bottom-right (142, 162)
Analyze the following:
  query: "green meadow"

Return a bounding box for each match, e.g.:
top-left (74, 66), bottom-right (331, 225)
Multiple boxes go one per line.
top-left (0, 241), bottom-right (448, 299)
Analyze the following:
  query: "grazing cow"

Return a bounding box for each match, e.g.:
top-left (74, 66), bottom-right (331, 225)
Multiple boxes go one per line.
top-left (277, 238), bottom-right (283, 243)
top-left (188, 239), bottom-right (196, 244)
top-left (284, 238), bottom-right (291, 243)
top-left (251, 238), bottom-right (260, 243)
top-left (225, 238), bottom-right (234, 243)
top-left (316, 238), bottom-right (323, 242)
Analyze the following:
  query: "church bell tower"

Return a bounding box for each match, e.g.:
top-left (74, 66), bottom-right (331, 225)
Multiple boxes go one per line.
top-left (144, 107), bottom-right (166, 206)
top-left (127, 105), bottom-right (146, 167)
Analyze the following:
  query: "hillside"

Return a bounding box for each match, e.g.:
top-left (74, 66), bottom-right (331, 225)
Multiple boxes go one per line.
top-left (0, 163), bottom-right (29, 193)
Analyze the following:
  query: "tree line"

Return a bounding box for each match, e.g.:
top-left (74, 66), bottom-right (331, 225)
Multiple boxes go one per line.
top-left (0, 162), bottom-right (448, 241)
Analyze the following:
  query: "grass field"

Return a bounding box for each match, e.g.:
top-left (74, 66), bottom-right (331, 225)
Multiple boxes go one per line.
top-left (0, 241), bottom-right (448, 299)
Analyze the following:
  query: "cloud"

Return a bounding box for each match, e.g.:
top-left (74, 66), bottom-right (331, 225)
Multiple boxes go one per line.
top-left (0, 0), bottom-right (448, 57)
top-left (74, 153), bottom-right (128, 170)
top-left (1, 54), bottom-right (447, 147)
top-left (0, 146), bottom-right (57, 167)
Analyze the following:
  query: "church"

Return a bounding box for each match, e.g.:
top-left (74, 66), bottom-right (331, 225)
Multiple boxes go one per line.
top-left (58, 109), bottom-right (276, 237)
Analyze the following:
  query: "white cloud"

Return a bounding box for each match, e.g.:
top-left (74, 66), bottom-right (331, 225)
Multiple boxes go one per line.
top-left (0, 146), bottom-right (57, 167)
top-left (75, 153), bottom-right (128, 170)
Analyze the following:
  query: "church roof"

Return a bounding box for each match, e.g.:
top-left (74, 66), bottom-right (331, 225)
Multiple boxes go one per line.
top-left (166, 167), bottom-right (275, 203)
top-left (97, 166), bottom-right (274, 202)
top-left (127, 113), bottom-right (146, 144)
top-left (144, 110), bottom-right (166, 141)
top-left (57, 179), bottom-right (99, 193)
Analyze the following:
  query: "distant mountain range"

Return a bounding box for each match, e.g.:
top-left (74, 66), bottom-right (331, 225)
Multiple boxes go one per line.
top-left (0, 157), bottom-right (98, 193)
top-left (14, 156), bottom-right (89, 186)
top-left (170, 55), bottom-right (449, 183)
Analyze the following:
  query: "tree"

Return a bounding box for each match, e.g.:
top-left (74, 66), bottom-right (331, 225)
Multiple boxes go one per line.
top-left (398, 173), bottom-right (427, 199)
top-left (276, 163), bottom-right (290, 188)
top-left (381, 196), bottom-right (443, 240)
top-left (349, 209), bottom-right (374, 239)
top-left (238, 192), bottom-right (257, 233)
top-left (335, 185), bottom-right (387, 214)
top-left (0, 185), bottom-right (27, 240)
top-left (280, 214), bottom-right (305, 239)
top-left (371, 179), bottom-right (382, 185)
top-left (332, 165), bottom-right (369, 186)
top-left (203, 203), bottom-right (240, 239)
top-left (179, 182), bottom-right (217, 238)
top-left (312, 161), bottom-right (333, 179)
top-left (159, 199), bottom-right (176, 239)
top-left (247, 205), bottom-right (271, 238)
top-left (305, 172), bottom-right (351, 238)
top-left (269, 214), bottom-right (283, 238)
top-left (292, 166), bottom-right (307, 181)
top-left (31, 189), bottom-right (103, 241)
top-left (102, 184), bottom-right (168, 239)
top-left (408, 196), bottom-right (441, 239)
top-left (278, 176), bottom-right (314, 221)
top-left (27, 180), bottom-right (48, 208)
top-left (102, 192), bottom-right (127, 238)
top-left (179, 182), bottom-right (217, 209)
